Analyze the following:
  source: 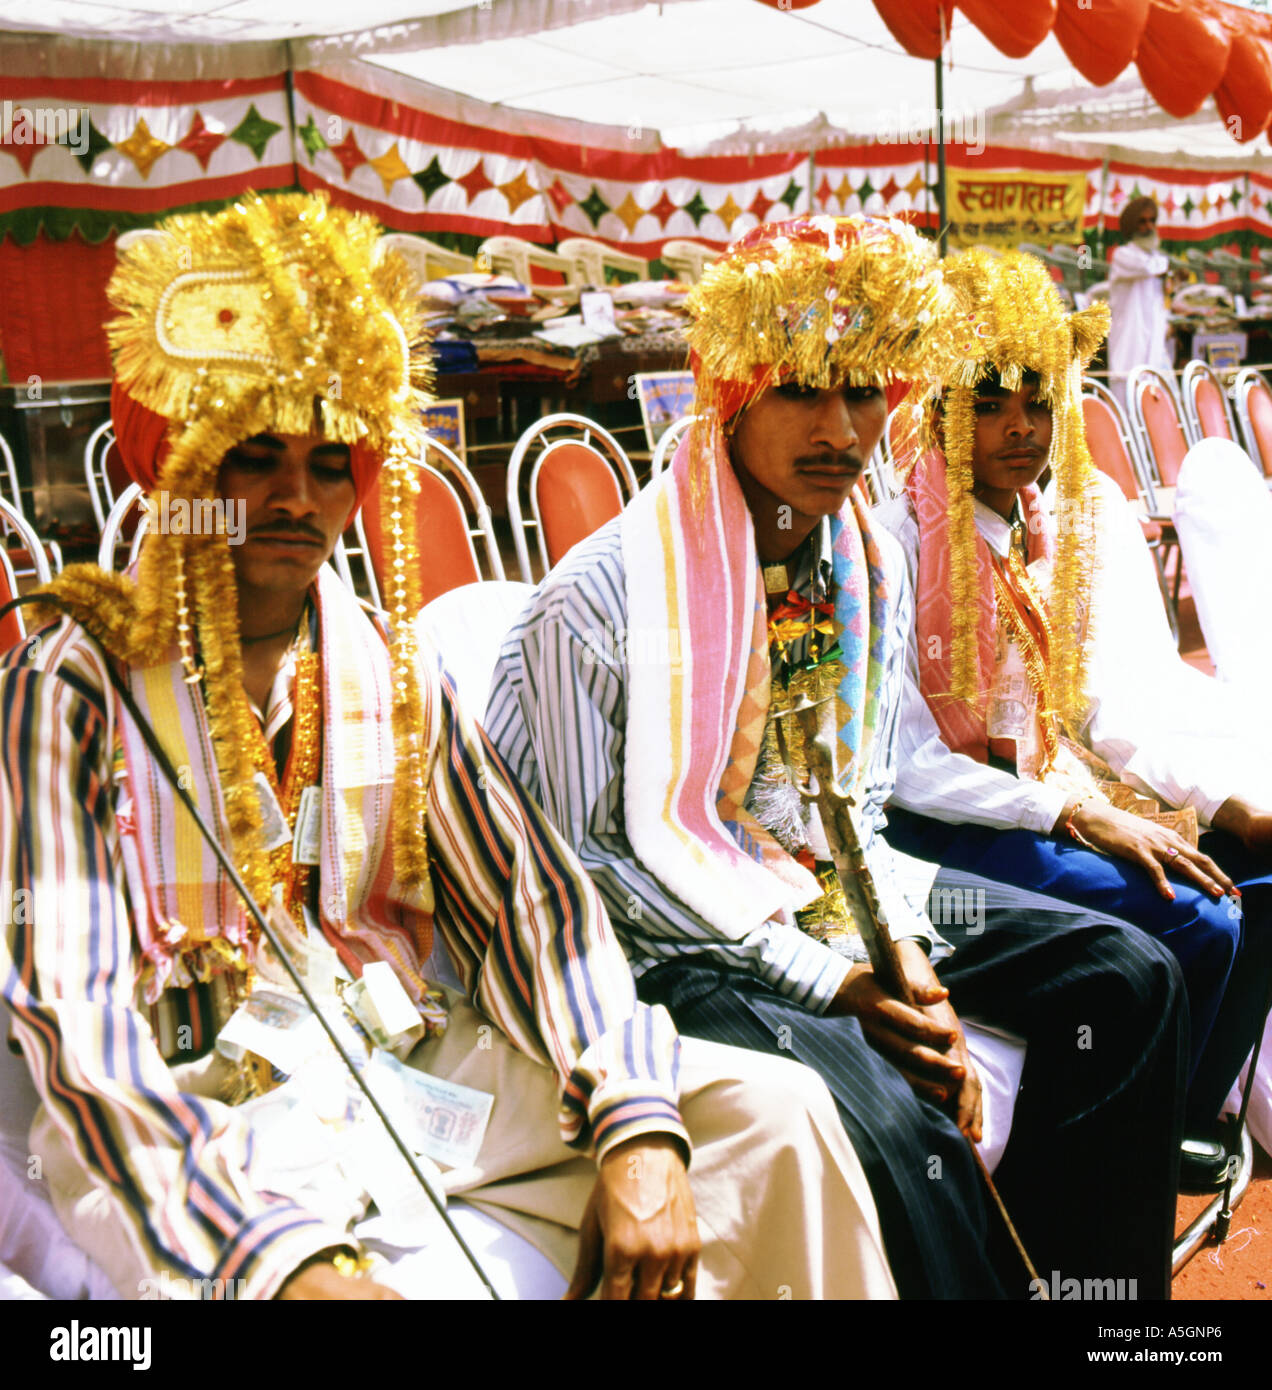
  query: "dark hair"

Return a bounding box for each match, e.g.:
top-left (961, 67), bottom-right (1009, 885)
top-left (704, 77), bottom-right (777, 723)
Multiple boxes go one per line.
top-left (972, 368), bottom-right (1042, 393)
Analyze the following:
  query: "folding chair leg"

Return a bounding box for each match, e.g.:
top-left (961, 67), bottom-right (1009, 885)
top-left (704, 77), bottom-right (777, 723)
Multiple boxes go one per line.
top-left (1172, 1122), bottom-right (1252, 1275)
top-left (1152, 547), bottom-right (1180, 646)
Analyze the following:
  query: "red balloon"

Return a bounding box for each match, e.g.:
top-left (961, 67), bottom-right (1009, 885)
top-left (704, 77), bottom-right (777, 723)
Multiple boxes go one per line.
top-left (1053, 0), bottom-right (1150, 87)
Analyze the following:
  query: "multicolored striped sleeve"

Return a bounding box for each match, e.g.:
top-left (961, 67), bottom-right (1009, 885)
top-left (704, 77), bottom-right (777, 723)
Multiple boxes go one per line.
top-left (422, 652), bottom-right (688, 1164)
top-left (0, 625), bottom-right (355, 1299)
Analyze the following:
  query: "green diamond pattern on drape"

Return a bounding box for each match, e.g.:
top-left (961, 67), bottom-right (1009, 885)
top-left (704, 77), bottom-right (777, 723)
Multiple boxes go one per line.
top-left (297, 114), bottom-right (329, 161)
top-left (412, 155), bottom-right (451, 200)
top-left (229, 104), bottom-right (282, 161)
top-left (73, 118), bottom-right (113, 175)
top-left (579, 185), bottom-right (611, 227)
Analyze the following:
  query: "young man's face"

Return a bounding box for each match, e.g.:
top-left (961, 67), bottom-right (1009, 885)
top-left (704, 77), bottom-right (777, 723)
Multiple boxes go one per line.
top-left (969, 380), bottom-right (1053, 507)
top-left (728, 382), bottom-right (887, 525)
top-left (1133, 207), bottom-right (1158, 238)
top-left (217, 431), bottom-right (355, 599)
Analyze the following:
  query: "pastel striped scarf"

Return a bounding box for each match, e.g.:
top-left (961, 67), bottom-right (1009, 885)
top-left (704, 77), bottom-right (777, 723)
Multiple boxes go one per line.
top-left (620, 429), bottom-right (891, 933)
top-left (906, 448), bottom-right (1054, 761)
top-left (115, 566), bottom-right (442, 1018)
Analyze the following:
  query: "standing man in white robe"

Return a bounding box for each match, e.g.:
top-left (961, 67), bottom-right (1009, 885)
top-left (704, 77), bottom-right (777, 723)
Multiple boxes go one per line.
top-left (1108, 196), bottom-right (1174, 405)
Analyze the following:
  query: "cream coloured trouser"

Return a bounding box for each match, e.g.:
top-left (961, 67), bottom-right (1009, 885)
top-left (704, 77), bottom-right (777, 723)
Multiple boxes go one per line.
top-left (396, 997), bottom-right (896, 1300)
top-left (32, 999), bottom-right (896, 1301)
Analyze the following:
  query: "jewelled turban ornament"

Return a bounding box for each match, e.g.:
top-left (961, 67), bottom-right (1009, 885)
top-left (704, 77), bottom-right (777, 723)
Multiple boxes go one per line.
top-left (683, 214), bottom-right (966, 504)
top-left (32, 192), bottom-right (435, 901)
top-left (916, 248), bottom-right (1110, 729)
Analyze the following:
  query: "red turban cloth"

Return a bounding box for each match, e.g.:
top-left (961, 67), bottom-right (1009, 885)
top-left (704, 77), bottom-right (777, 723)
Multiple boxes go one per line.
top-left (109, 380), bottom-right (384, 523)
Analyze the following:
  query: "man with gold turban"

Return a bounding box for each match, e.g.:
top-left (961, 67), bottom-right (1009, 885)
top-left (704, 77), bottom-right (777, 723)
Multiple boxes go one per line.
top-left (878, 246), bottom-right (1272, 1188)
top-left (488, 215), bottom-right (1189, 1298)
top-left (0, 193), bottom-right (897, 1301)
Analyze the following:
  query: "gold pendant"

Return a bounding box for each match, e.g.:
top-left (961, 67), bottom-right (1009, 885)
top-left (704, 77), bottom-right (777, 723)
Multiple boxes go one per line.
top-left (763, 564), bottom-right (790, 596)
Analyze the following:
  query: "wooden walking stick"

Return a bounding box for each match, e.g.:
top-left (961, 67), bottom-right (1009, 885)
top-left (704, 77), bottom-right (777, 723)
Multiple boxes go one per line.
top-left (779, 694), bottom-right (1047, 1296)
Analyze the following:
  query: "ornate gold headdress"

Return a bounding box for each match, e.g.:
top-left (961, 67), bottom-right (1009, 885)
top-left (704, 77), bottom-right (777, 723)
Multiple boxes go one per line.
top-left (918, 247), bottom-right (1109, 725)
top-left (34, 192), bottom-right (434, 903)
top-left (683, 214), bottom-right (966, 498)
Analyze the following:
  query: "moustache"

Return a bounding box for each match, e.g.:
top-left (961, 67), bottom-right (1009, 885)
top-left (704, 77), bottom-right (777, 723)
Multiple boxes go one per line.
top-left (247, 519), bottom-right (327, 543)
top-left (794, 452), bottom-right (863, 471)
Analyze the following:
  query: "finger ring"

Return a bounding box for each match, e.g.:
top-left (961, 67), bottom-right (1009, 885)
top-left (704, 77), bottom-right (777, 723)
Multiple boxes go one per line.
top-left (1165, 847), bottom-right (1179, 858)
top-left (659, 1279), bottom-right (685, 1299)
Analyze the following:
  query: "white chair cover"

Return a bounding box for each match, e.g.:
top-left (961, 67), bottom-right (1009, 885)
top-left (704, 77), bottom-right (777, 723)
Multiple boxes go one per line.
top-left (414, 581), bottom-right (536, 712)
top-left (1079, 470), bottom-right (1272, 1152)
top-left (1174, 438), bottom-right (1272, 692)
top-left (960, 1025), bottom-right (1025, 1175)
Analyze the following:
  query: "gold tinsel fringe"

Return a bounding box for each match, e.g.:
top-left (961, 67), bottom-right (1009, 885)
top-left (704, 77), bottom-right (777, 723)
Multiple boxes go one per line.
top-left (941, 386), bottom-right (983, 705)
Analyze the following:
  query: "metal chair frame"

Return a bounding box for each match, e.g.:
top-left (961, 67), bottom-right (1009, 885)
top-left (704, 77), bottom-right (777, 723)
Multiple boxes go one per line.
top-left (1082, 377), bottom-right (1180, 640)
top-left (649, 415), bottom-right (696, 478)
top-left (506, 413), bottom-right (638, 583)
top-left (348, 437), bottom-right (505, 608)
top-left (0, 429), bottom-right (61, 574)
top-left (84, 419), bottom-right (118, 532)
top-left (1232, 367), bottom-right (1272, 486)
top-left (1180, 359), bottom-right (1237, 445)
top-left (1125, 365), bottom-right (1191, 493)
top-left (0, 495), bottom-right (52, 587)
top-left (863, 443), bottom-right (899, 507)
top-left (97, 483), bottom-right (150, 570)
top-left (0, 540), bottom-right (23, 645)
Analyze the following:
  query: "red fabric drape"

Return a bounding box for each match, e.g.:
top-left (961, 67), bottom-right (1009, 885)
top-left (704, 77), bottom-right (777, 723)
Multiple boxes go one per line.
top-left (1216, 7), bottom-right (1272, 141)
top-left (0, 233), bottom-right (113, 383)
top-left (1054, 0), bottom-right (1150, 86)
top-left (958, 0), bottom-right (1058, 60)
top-left (760, 0), bottom-right (1272, 148)
top-left (1138, 0), bottom-right (1233, 119)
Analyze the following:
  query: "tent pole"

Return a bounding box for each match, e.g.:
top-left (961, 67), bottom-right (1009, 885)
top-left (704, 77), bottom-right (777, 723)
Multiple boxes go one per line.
top-left (808, 128), bottom-right (818, 216)
top-left (934, 54), bottom-right (947, 255)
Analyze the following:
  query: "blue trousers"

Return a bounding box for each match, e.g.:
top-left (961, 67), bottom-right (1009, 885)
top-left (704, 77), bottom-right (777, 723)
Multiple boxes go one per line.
top-left (639, 868), bottom-right (1186, 1300)
top-left (885, 807), bottom-right (1272, 1131)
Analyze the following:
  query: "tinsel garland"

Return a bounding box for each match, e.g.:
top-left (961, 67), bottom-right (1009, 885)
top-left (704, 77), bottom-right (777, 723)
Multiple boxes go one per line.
top-left (941, 385), bottom-right (981, 706)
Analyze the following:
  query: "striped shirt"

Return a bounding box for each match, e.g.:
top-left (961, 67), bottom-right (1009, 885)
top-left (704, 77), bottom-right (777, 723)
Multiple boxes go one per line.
top-left (0, 610), bottom-right (684, 1299)
top-left (485, 516), bottom-right (944, 1019)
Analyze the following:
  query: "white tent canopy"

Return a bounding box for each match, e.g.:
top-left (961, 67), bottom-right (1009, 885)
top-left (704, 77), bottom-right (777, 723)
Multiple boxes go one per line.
top-left (2, 0), bottom-right (1271, 167)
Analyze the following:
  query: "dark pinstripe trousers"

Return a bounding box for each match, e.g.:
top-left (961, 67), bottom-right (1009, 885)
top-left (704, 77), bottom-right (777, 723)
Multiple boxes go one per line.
top-left (639, 867), bottom-right (1188, 1300)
